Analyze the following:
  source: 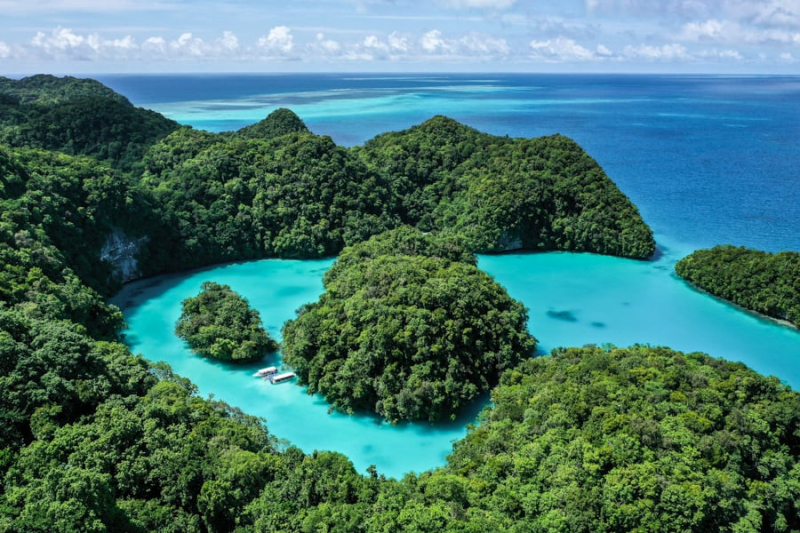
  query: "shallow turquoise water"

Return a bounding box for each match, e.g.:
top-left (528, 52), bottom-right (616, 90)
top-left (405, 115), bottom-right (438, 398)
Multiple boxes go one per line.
top-left (115, 259), bottom-right (486, 479)
top-left (108, 74), bottom-right (800, 479)
top-left (116, 234), bottom-right (800, 479)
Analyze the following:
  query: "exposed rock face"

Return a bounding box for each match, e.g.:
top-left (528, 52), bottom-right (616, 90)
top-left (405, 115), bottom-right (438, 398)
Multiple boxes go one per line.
top-left (100, 228), bottom-right (148, 283)
top-left (498, 231), bottom-right (523, 251)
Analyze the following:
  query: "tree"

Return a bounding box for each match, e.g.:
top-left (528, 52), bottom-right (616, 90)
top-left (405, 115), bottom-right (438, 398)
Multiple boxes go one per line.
top-left (175, 281), bottom-right (278, 363)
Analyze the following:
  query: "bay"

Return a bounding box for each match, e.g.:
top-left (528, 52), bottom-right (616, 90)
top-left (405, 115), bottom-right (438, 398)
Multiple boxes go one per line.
top-left (110, 73), bottom-right (800, 478)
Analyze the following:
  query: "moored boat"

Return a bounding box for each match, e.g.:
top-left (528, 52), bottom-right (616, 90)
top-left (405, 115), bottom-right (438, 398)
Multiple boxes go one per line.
top-left (269, 372), bottom-right (296, 384)
top-left (253, 366), bottom-right (278, 377)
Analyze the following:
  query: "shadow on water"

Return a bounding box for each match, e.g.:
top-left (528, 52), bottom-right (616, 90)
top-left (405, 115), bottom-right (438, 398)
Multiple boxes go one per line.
top-left (547, 309), bottom-right (579, 322)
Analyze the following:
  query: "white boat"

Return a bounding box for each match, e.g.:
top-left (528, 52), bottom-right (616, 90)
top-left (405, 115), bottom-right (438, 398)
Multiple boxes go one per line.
top-left (253, 366), bottom-right (278, 377)
top-left (269, 372), bottom-right (296, 384)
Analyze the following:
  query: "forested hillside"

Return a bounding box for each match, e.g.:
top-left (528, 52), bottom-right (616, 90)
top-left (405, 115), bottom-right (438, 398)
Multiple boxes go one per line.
top-left (282, 228), bottom-right (537, 422)
top-left (141, 113), bottom-right (656, 269)
top-left (676, 245), bottom-right (800, 327)
top-left (355, 117), bottom-right (656, 258)
top-left (5, 75), bottom-right (796, 532)
top-left (0, 75), bottom-right (178, 174)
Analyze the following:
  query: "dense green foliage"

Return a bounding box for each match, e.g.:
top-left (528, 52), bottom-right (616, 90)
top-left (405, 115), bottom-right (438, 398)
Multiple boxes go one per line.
top-left (236, 108), bottom-right (311, 140)
top-left (141, 113), bottom-right (655, 270)
top-left (0, 75), bottom-right (178, 173)
top-left (0, 146), bottom-right (126, 337)
top-left (6, 76), bottom-right (796, 532)
top-left (0, 75), bottom-right (128, 105)
top-left (676, 245), bottom-right (800, 327)
top-left (282, 228), bottom-right (537, 422)
top-left (175, 281), bottom-right (278, 363)
top-left (355, 116), bottom-right (656, 258)
top-left (444, 345), bottom-right (800, 532)
top-left (141, 127), bottom-right (396, 266)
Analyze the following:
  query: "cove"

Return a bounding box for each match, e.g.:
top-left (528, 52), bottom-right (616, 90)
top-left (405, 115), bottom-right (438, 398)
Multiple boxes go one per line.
top-left (115, 236), bottom-right (800, 479)
top-left (113, 258), bottom-right (486, 479)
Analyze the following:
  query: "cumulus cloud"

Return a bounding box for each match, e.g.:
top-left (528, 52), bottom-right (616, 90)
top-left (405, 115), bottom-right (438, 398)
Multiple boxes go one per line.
top-left (623, 43), bottom-right (690, 61)
top-left (7, 24), bottom-right (793, 68)
top-left (421, 30), bottom-right (449, 53)
top-left (388, 32), bottom-right (411, 52)
top-left (311, 33), bottom-right (342, 55)
top-left (217, 31), bottom-right (239, 52)
top-left (24, 27), bottom-right (250, 61)
top-left (529, 37), bottom-right (596, 61)
top-left (257, 26), bottom-right (295, 54)
top-left (31, 27), bottom-right (87, 53)
top-left (29, 27), bottom-right (140, 59)
top-left (677, 18), bottom-right (800, 45)
top-left (697, 48), bottom-right (744, 60)
top-left (363, 35), bottom-right (389, 52)
top-left (419, 29), bottom-right (509, 57)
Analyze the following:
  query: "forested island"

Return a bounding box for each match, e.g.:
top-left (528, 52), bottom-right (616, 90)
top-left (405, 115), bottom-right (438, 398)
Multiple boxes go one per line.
top-left (282, 227), bottom-right (537, 422)
top-left (676, 245), bottom-right (800, 327)
top-left (175, 281), bottom-right (278, 363)
top-left (1, 74), bottom-right (799, 531)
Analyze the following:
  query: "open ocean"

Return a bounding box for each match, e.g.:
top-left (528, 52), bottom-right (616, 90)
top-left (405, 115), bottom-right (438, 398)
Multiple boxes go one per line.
top-left (107, 73), bottom-right (800, 478)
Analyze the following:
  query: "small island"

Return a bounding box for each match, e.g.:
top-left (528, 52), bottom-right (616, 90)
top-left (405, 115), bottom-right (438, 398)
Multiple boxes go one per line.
top-left (676, 245), bottom-right (799, 327)
top-left (281, 227), bottom-right (537, 423)
top-left (175, 281), bottom-right (278, 363)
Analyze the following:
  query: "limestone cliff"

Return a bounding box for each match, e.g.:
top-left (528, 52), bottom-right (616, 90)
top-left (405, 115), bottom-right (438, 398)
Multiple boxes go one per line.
top-left (100, 228), bottom-right (148, 283)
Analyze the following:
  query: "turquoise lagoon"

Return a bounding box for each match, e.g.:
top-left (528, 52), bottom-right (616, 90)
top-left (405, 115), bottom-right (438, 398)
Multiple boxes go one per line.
top-left (110, 74), bottom-right (800, 479)
top-left (116, 233), bottom-right (800, 479)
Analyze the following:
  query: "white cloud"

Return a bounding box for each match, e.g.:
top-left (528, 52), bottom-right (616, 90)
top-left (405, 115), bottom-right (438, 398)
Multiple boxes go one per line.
top-left (677, 18), bottom-right (800, 45)
top-left (419, 29), bottom-right (508, 57)
top-left (142, 36), bottom-right (166, 53)
top-left (529, 37), bottom-right (595, 61)
top-left (421, 30), bottom-right (448, 53)
top-left (679, 19), bottom-right (729, 41)
top-left (363, 35), bottom-right (389, 52)
top-left (31, 27), bottom-right (86, 52)
top-left (170, 32), bottom-right (206, 57)
top-left (623, 43), bottom-right (690, 60)
top-left (697, 48), bottom-right (744, 60)
top-left (388, 32), bottom-right (411, 52)
top-left (596, 44), bottom-right (613, 56)
top-left (257, 26), bottom-right (295, 54)
top-left (0, 41), bottom-right (10, 59)
top-left (313, 33), bottom-right (342, 54)
top-left (459, 32), bottom-right (510, 54)
top-left (217, 31), bottom-right (239, 52)
top-left (29, 27), bottom-right (140, 59)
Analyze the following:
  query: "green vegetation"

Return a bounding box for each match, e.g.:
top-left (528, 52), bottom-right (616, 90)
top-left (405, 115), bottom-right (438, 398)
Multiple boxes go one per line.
top-left (676, 245), bottom-right (800, 327)
top-left (140, 113), bottom-right (655, 272)
top-left (0, 74), bottom-right (129, 105)
top-left (176, 281), bottom-right (278, 363)
top-left (0, 146), bottom-right (127, 337)
top-left (355, 116), bottom-right (656, 258)
top-left (441, 345), bottom-right (800, 532)
top-left (0, 75), bottom-right (178, 174)
top-left (282, 228), bottom-right (537, 422)
top-left (5, 75), bottom-right (797, 532)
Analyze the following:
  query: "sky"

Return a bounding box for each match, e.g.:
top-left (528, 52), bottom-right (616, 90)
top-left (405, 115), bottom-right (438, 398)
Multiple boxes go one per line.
top-left (1, 0), bottom-right (799, 74)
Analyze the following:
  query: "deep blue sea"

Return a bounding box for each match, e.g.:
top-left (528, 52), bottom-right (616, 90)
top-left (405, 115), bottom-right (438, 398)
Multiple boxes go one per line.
top-left (106, 74), bottom-right (800, 478)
